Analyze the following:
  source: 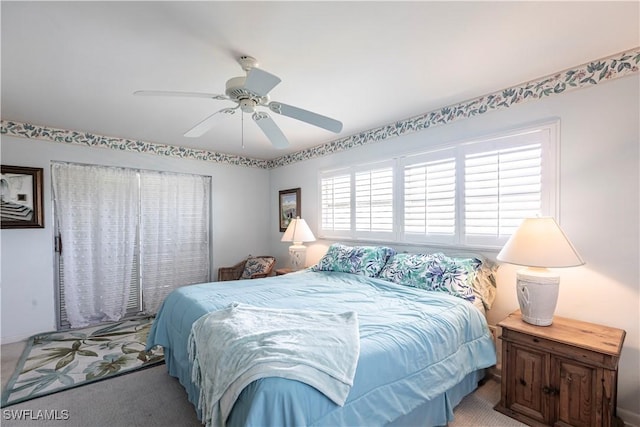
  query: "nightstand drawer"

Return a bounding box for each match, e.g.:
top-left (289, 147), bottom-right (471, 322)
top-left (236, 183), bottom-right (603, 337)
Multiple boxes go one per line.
top-left (501, 328), bottom-right (612, 369)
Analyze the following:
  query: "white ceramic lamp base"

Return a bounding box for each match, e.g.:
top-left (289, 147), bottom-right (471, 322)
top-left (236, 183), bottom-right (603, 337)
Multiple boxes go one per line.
top-left (516, 268), bottom-right (560, 326)
top-left (288, 244), bottom-right (307, 271)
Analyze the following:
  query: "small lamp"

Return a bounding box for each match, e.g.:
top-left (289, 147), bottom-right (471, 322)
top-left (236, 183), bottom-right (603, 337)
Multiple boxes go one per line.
top-left (281, 216), bottom-right (316, 270)
top-left (497, 217), bottom-right (584, 326)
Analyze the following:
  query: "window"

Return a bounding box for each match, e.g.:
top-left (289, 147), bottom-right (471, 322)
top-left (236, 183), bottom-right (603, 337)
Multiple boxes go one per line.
top-left (320, 161), bottom-right (394, 240)
top-left (320, 171), bottom-right (351, 234)
top-left (464, 142), bottom-right (543, 245)
top-left (354, 165), bottom-right (393, 235)
top-left (319, 122), bottom-right (557, 248)
top-left (52, 162), bottom-right (211, 329)
top-left (402, 148), bottom-right (457, 244)
top-left (459, 126), bottom-right (555, 246)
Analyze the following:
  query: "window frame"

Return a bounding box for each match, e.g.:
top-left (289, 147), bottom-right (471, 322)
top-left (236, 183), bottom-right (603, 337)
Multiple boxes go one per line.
top-left (460, 128), bottom-right (557, 247)
top-left (318, 120), bottom-right (559, 249)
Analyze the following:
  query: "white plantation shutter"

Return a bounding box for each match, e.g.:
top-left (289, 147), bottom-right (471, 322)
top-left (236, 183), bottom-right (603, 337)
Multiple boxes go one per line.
top-left (403, 156), bottom-right (456, 243)
top-left (355, 166), bottom-right (393, 236)
top-left (317, 122), bottom-right (556, 248)
top-left (464, 143), bottom-right (542, 242)
top-left (320, 173), bottom-right (351, 235)
top-left (462, 124), bottom-right (555, 246)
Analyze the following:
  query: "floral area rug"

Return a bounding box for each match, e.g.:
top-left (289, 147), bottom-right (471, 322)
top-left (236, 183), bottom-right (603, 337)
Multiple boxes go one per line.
top-left (1, 316), bottom-right (163, 407)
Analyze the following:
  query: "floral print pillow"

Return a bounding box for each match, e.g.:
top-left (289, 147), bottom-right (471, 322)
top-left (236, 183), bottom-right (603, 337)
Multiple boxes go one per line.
top-left (312, 243), bottom-right (396, 277)
top-left (423, 253), bottom-right (477, 302)
top-left (240, 256), bottom-right (275, 279)
top-left (378, 253), bottom-right (435, 287)
top-left (379, 252), bottom-right (477, 302)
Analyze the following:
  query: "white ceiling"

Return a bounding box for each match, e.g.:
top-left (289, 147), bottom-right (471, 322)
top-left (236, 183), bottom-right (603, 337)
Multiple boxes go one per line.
top-left (2, 1), bottom-right (638, 161)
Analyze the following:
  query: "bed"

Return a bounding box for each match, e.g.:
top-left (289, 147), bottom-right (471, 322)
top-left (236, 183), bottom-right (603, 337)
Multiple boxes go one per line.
top-left (147, 245), bottom-right (497, 426)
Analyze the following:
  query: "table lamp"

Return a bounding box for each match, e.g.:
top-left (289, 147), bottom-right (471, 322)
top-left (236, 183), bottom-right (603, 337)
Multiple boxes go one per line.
top-left (497, 217), bottom-right (584, 326)
top-left (281, 216), bottom-right (316, 270)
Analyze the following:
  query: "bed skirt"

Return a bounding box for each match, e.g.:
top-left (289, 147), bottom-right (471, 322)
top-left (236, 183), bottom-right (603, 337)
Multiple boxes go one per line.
top-left (164, 346), bottom-right (484, 427)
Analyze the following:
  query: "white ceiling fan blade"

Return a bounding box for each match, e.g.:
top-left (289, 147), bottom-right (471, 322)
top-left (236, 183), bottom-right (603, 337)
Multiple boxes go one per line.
top-left (134, 90), bottom-right (228, 100)
top-left (243, 68), bottom-right (281, 97)
top-left (268, 102), bottom-right (343, 133)
top-left (252, 112), bottom-right (289, 149)
top-left (184, 107), bottom-right (237, 138)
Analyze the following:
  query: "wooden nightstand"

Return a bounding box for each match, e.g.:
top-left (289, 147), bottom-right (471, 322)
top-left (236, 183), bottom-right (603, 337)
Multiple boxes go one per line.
top-left (275, 268), bottom-right (293, 276)
top-left (495, 310), bottom-right (625, 427)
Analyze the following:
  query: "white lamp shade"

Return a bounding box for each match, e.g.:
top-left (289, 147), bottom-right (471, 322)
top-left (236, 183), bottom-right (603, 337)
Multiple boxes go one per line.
top-left (281, 217), bottom-right (316, 244)
top-left (497, 217), bottom-right (584, 268)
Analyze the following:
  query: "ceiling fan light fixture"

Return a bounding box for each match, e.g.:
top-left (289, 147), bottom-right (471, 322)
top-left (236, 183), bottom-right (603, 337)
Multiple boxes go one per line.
top-left (239, 98), bottom-right (257, 113)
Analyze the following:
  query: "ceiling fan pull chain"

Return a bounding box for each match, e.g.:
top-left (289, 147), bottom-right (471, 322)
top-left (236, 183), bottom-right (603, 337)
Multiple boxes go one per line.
top-left (241, 110), bottom-right (245, 149)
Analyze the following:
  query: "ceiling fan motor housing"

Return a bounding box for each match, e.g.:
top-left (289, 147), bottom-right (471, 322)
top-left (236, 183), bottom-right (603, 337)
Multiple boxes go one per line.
top-left (225, 76), bottom-right (267, 112)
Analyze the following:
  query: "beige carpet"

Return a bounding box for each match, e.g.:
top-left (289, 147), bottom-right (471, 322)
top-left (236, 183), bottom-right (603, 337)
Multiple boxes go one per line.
top-left (2, 340), bottom-right (525, 426)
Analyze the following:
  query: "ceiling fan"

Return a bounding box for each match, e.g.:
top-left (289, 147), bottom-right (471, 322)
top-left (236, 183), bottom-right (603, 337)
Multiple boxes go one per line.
top-left (134, 56), bottom-right (343, 149)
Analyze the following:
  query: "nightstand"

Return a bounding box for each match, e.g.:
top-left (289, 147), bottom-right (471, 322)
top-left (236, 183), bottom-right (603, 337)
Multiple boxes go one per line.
top-left (275, 268), bottom-right (293, 276)
top-left (495, 310), bottom-right (625, 427)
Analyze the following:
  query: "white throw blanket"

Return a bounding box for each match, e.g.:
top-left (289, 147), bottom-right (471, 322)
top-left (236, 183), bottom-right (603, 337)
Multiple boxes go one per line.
top-left (188, 303), bottom-right (360, 427)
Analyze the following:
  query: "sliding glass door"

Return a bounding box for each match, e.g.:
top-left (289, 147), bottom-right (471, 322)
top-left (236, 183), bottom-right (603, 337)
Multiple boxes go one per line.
top-left (52, 162), bottom-right (211, 329)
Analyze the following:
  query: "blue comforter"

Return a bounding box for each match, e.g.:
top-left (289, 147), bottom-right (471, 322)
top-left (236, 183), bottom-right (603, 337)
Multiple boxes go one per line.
top-left (147, 270), bottom-right (496, 426)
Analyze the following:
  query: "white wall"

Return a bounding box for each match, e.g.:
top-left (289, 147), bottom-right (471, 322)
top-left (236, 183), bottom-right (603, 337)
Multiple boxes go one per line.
top-left (0, 136), bottom-right (271, 343)
top-left (269, 75), bottom-right (640, 418)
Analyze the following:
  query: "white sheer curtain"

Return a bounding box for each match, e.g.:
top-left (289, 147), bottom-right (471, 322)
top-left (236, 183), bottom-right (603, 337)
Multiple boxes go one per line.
top-left (140, 170), bottom-right (210, 313)
top-left (52, 163), bottom-right (139, 328)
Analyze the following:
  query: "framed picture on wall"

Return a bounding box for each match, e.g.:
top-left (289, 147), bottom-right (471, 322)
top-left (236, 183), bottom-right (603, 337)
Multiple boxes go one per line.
top-left (279, 187), bottom-right (300, 232)
top-left (1, 165), bottom-right (44, 229)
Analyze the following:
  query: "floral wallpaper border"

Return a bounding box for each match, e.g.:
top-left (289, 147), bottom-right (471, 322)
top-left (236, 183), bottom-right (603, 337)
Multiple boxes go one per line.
top-left (0, 122), bottom-right (270, 169)
top-left (2, 48), bottom-right (638, 170)
top-left (267, 47), bottom-right (639, 169)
